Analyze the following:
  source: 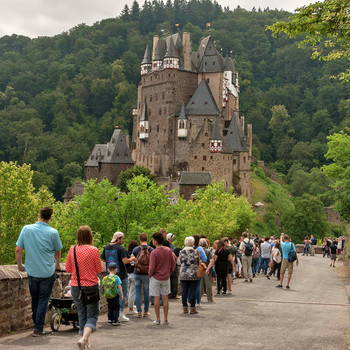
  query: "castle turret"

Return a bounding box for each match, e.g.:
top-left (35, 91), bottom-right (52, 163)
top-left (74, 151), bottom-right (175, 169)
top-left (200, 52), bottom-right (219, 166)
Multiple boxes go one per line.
top-left (177, 102), bottom-right (188, 138)
top-left (210, 118), bottom-right (223, 152)
top-left (140, 103), bottom-right (149, 141)
top-left (163, 38), bottom-right (179, 69)
top-left (153, 39), bottom-right (166, 72)
top-left (141, 45), bottom-right (152, 75)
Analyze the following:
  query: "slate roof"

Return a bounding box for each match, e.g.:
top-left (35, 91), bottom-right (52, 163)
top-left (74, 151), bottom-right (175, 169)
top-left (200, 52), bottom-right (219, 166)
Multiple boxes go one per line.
top-left (141, 45), bottom-right (152, 65)
top-left (197, 36), bottom-right (223, 72)
top-left (178, 102), bottom-right (187, 120)
top-left (223, 56), bottom-right (235, 72)
top-left (222, 112), bottom-right (247, 153)
top-left (165, 33), bottom-right (182, 52)
top-left (153, 38), bottom-right (167, 60)
top-left (186, 79), bottom-right (221, 116)
top-left (140, 103), bottom-right (148, 121)
top-left (179, 171), bottom-right (212, 185)
top-left (85, 129), bottom-right (134, 166)
top-left (164, 37), bottom-right (179, 58)
top-left (210, 118), bottom-right (222, 140)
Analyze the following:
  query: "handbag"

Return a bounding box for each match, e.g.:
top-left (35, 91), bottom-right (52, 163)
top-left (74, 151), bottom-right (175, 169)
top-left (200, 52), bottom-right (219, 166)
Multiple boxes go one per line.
top-left (74, 245), bottom-right (100, 304)
top-left (196, 249), bottom-right (207, 278)
top-left (288, 242), bottom-right (297, 262)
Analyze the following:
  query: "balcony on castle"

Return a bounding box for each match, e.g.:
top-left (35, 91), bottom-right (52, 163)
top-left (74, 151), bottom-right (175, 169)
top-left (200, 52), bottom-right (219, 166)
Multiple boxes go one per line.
top-left (177, 129), bottom-right (188, 138)
top-left (139, 132), bottom-right (149, 141)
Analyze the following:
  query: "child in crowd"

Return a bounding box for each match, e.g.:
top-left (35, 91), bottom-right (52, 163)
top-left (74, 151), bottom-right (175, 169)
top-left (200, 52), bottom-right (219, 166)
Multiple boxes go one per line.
top-left (102, 262), bottom-right (123, 326)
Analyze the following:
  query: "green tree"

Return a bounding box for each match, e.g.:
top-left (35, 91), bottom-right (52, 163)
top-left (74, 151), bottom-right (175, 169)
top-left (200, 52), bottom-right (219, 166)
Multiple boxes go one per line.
top-left (118, 165), bottom-right (155, 192)
top-left (322, 131), bottom-right (350, 221)
top-left (268, 0), bottom-right (350, 81)
top-left (0, 162), bottom-right (54, 264)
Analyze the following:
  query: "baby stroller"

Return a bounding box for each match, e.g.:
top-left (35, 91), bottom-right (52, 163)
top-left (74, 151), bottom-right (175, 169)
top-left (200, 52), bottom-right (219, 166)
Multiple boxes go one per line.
top-left (48, 297), bottom-right (79, 331)
top-left (48, 271), bottom-right (79, 331)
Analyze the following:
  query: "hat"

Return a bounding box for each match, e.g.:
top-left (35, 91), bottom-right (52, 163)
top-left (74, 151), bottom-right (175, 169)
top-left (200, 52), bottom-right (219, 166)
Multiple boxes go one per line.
top-left (166, 233), bottom-right (174, 240)
top-left (111, 231), bottom-right (124, 243)
top-left (108, 262), bottom-right (117, 269)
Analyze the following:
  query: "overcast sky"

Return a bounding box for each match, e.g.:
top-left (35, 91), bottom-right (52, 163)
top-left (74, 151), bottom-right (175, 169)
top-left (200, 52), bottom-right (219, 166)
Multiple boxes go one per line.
top-left (0, 0), bottom-right (313, 39)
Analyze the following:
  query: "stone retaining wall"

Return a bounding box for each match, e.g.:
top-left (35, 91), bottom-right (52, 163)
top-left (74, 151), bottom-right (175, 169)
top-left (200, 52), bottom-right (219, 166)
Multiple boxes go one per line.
top-left (295, 244), bottom-right (323, 254)
top-left (0, 265), bottom-right (107, 336)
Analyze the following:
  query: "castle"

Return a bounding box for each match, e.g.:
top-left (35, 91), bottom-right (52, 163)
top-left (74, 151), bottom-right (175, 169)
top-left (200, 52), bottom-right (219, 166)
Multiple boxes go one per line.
top-left (131, 32), bottom-right (252, 199)
top-left (82, 31), bottom-right (252, 201)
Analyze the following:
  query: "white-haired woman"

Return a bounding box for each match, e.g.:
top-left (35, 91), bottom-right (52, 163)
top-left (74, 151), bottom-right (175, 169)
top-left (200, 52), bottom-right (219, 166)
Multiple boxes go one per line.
top-left (179, 236), bottom-right (199, 314)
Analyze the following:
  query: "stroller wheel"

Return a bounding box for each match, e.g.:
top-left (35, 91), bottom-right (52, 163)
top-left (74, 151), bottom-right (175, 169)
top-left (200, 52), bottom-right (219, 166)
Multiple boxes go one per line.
top-left (50, 313), bottom-right (60, 331)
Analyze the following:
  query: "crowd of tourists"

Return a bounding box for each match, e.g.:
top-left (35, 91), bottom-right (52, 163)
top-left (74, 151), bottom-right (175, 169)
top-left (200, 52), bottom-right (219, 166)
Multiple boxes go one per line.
top-left (15, 206), bottom-right (346, 350)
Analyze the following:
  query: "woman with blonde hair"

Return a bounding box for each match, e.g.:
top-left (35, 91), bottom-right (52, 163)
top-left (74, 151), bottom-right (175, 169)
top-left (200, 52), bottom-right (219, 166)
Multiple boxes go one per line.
top-left (66, 226), bottom-right (102, 349)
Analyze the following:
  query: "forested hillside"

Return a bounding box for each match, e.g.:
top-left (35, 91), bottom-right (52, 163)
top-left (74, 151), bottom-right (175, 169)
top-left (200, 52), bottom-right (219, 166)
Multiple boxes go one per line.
top-left (0, 0), bottom-right (349, 200)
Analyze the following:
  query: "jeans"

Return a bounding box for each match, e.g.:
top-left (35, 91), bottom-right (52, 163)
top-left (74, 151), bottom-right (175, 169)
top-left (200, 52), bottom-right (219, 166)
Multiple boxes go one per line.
top-left (188, 278), bottom-right (201, 304)
top-left (128, 273), bottom-right (136, 308)
top-left (71, 286), bottom-right (100, 335)
top-left (304, 246), bottom-right (309, 255)
top-left (181, 280), bottom-right (197, 308)
top-left (107, 296), bottom-right (120, 322)
top-left (134, 274), bottom-right (150, 313)
top-left (258, 257), bottom-right (270, 275)
top-left (120, 277), bottom-right (128, 311)
top-left (28, 273), bottom-right (56, 332)
top-left (251, 258), bottom-right (259, 275)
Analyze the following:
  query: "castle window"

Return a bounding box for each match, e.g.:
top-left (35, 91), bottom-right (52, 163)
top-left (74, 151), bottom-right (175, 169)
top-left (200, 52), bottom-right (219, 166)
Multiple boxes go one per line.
top-left (205, 132), bottom-right (208, 136)
top-left (203, 156), bottom-right (207, 161)
top-left (170, 129), bottom-right (172, 133)
top-left (149, 109), bottom-right (151, 116)
top-left (202, 167), bottom-right (205, 171)
top-left (233, 159), bottom-right (237, 165)
top-left (207, 78), bottom-right (210, 83)
top-left (164, 107), bottom-right (167, 114)
top-left (168, 73), bottom-right (171, 77)
top-left (162, 92), bottom-right (165, 100)
top-left (194, 156), bottom-right (197, 159)
top-left (159, 108), bottom-right (162, 115)
top-left (202, 143), bottom-right (204, 147)
top-left (138, 102), bottom-right (140, 108)
top-left (210, 156), bottom-right (213, 159)
top-left (149, 126), bottom-right (152, 132)
top-left (150, 76), bottom-right (152, 82)
top-left (244, 173), bottom-right (246, 178)
top-left (213, 61), bottom-right (215, 65)
top-left (150, 95), bottom-right (152, 102)
top-left (243, 156), bottom-right (246, 163)
top-left (205, 62), bottom-right (207, 66)
top-left (164, 129), bottom-right (166, 133)
top-left (157, 125), bottom-right (159, 132)
top-left (155, 93), bottom-right (158, 101)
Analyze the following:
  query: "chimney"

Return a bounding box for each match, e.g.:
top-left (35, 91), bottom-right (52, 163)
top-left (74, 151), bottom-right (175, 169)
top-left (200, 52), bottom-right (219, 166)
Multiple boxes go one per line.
top-left (152, 35), bottom-right (159, 61)
top-left (182, 32), bottom-right (192, 71)
top-left (247, 124), bottom-right (253, 158)
top-left (125, 134), bottom-right (130, 146)
top-left (240, 115), bottom-right (245, 134)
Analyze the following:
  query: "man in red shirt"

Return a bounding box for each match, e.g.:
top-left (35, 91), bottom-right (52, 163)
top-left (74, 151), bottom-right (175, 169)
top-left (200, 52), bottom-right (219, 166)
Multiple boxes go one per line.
top-left (149, 232), bottom-right (176, 325)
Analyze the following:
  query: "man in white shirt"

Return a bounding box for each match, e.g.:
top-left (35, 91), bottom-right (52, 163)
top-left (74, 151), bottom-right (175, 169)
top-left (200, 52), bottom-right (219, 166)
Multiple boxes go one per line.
top-left (258, 237), bottom-right (272, 275)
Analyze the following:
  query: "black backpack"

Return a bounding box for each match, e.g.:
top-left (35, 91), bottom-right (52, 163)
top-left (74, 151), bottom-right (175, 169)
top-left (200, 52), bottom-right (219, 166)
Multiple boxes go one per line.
top-left (244, 239), bottom-right (253, 256)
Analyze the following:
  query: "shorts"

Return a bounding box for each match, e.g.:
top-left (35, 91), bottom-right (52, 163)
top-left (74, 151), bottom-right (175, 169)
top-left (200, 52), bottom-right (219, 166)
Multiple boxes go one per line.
top-left (228, 265), bottom-right (233, 274)
top-left (281, 259), bottom-right (294, 275)
top-left (331, 254), bottom-right (337, 261)
top-left (149, 276), bottom-right (170, 297)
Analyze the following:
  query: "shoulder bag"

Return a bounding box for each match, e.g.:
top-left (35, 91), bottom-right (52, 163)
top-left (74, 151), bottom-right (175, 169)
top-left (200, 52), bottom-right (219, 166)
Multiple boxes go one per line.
top-left (74, 245), bottom-right (100, 305)
top-left (196, 249), bottom-right (207, 278)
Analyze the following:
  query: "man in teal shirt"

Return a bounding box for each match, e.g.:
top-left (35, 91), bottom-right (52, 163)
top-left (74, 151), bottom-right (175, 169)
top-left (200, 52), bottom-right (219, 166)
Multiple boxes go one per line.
top-left (15, 207), bottom-right (62, 337)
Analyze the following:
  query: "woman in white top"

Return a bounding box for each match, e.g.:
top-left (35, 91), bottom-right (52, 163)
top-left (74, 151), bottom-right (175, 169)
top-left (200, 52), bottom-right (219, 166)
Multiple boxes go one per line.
top-left (267, 241), bottom-right (281, 280)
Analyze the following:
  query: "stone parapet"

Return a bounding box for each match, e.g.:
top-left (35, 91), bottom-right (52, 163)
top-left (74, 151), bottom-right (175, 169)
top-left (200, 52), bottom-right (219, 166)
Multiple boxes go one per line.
top-left (0, 265), bottom-right (107, 336)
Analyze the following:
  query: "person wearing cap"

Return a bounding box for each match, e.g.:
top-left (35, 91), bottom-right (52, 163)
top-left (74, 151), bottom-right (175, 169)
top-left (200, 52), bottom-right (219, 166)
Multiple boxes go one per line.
top-left (101, 231), bottom-right (136, 322)
top-left (167, 233), bottom-right (175, 252)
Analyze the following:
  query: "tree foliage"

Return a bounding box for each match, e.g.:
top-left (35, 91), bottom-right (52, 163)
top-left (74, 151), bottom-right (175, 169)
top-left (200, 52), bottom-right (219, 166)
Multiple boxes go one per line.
top-left (268, 0), bottom-right (350, 81)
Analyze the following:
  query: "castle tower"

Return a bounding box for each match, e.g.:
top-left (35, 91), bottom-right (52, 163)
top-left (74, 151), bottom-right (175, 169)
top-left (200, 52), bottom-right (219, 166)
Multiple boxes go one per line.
top-left (163, 38), bottom-right (180, 69)
top-left (141, 45), bottom-right (152, 76)
top-left (139, 103), bottom-right (149, 141)
top-left (177, 102), bottom-right (188, 138)
top-left (152, 38), bottom-right (166, 72)
top-left (210, 118), bottom-right (222, 153)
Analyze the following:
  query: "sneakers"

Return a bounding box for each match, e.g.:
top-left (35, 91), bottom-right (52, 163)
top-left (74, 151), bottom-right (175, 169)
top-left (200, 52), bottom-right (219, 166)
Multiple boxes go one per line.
top-left (143, 311), bottom-right (150, 317)
top-left (286, 285), bottom-right (290, 289)
top-left (32, 330), bottom-right (51, 337)
top-left (276, 284), bottom-right (283, 288)
top-left (137, 312), bottom-right (142, 318)
top-left (112, 321), bottom-right (121, 326)
top-left (208, 298), bottom-right (215, 303)
top-left (153, 320), bottom-right (160, 325)
top-left (226, 290), bottom-right (232, 295)
top-left (249, 279), bottom-right (253, 282)
top-left (163, 320), bottom-right (169, 325)
top-left (119, 313), bottom-right (129, 322)
top-left (128, 307), bottom-right (138, 315)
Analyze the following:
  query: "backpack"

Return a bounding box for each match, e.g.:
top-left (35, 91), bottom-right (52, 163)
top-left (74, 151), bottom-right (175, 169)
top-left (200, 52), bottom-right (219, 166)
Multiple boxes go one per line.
top-left (288, 242), bottom-right (297, 262)
top-left (102, 275), bottom-right (118, 299)
top-left (244, 239), bottom-right (253, 256)
top-left (104, 249), bottom-right (120, 273)
top-left (135, 246), bottom-right (150, 274)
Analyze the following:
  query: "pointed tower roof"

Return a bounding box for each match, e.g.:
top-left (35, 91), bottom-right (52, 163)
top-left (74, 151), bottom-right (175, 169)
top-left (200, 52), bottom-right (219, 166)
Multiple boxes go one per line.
top-left (185, 79), bottom-right (221, 116)
top-left (153, 38), bottom-right (167, 60)
top-left (196, 36), bottom-right (223, 72)
top-left (223, 56), bottom-right (235, 72)
top-left (141, 44), bottom-right (152, 64)
top-left (164, 37), bottom-right (179, 58)
top-left (104, 128), bottom-right (134, 164)
top-left (178, 102), bottom-right (187, 119)
top-left (210, 118), bottom-right (222, 140)
top-left (223, 112), bottom-right (247, 152)
top-left (140, 103), bottom-right (148, 121)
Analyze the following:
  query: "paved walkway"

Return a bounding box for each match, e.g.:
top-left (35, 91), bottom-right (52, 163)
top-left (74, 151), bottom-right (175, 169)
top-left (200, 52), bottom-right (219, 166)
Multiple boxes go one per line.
top-left (1, 255), bottom-right (349, 349)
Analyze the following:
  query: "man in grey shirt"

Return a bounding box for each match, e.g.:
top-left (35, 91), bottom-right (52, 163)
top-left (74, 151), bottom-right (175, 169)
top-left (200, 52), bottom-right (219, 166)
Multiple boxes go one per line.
top-left (258, 237), bottom-right (272, 275)
top-left (239, 233), bottom-right (255, 282)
